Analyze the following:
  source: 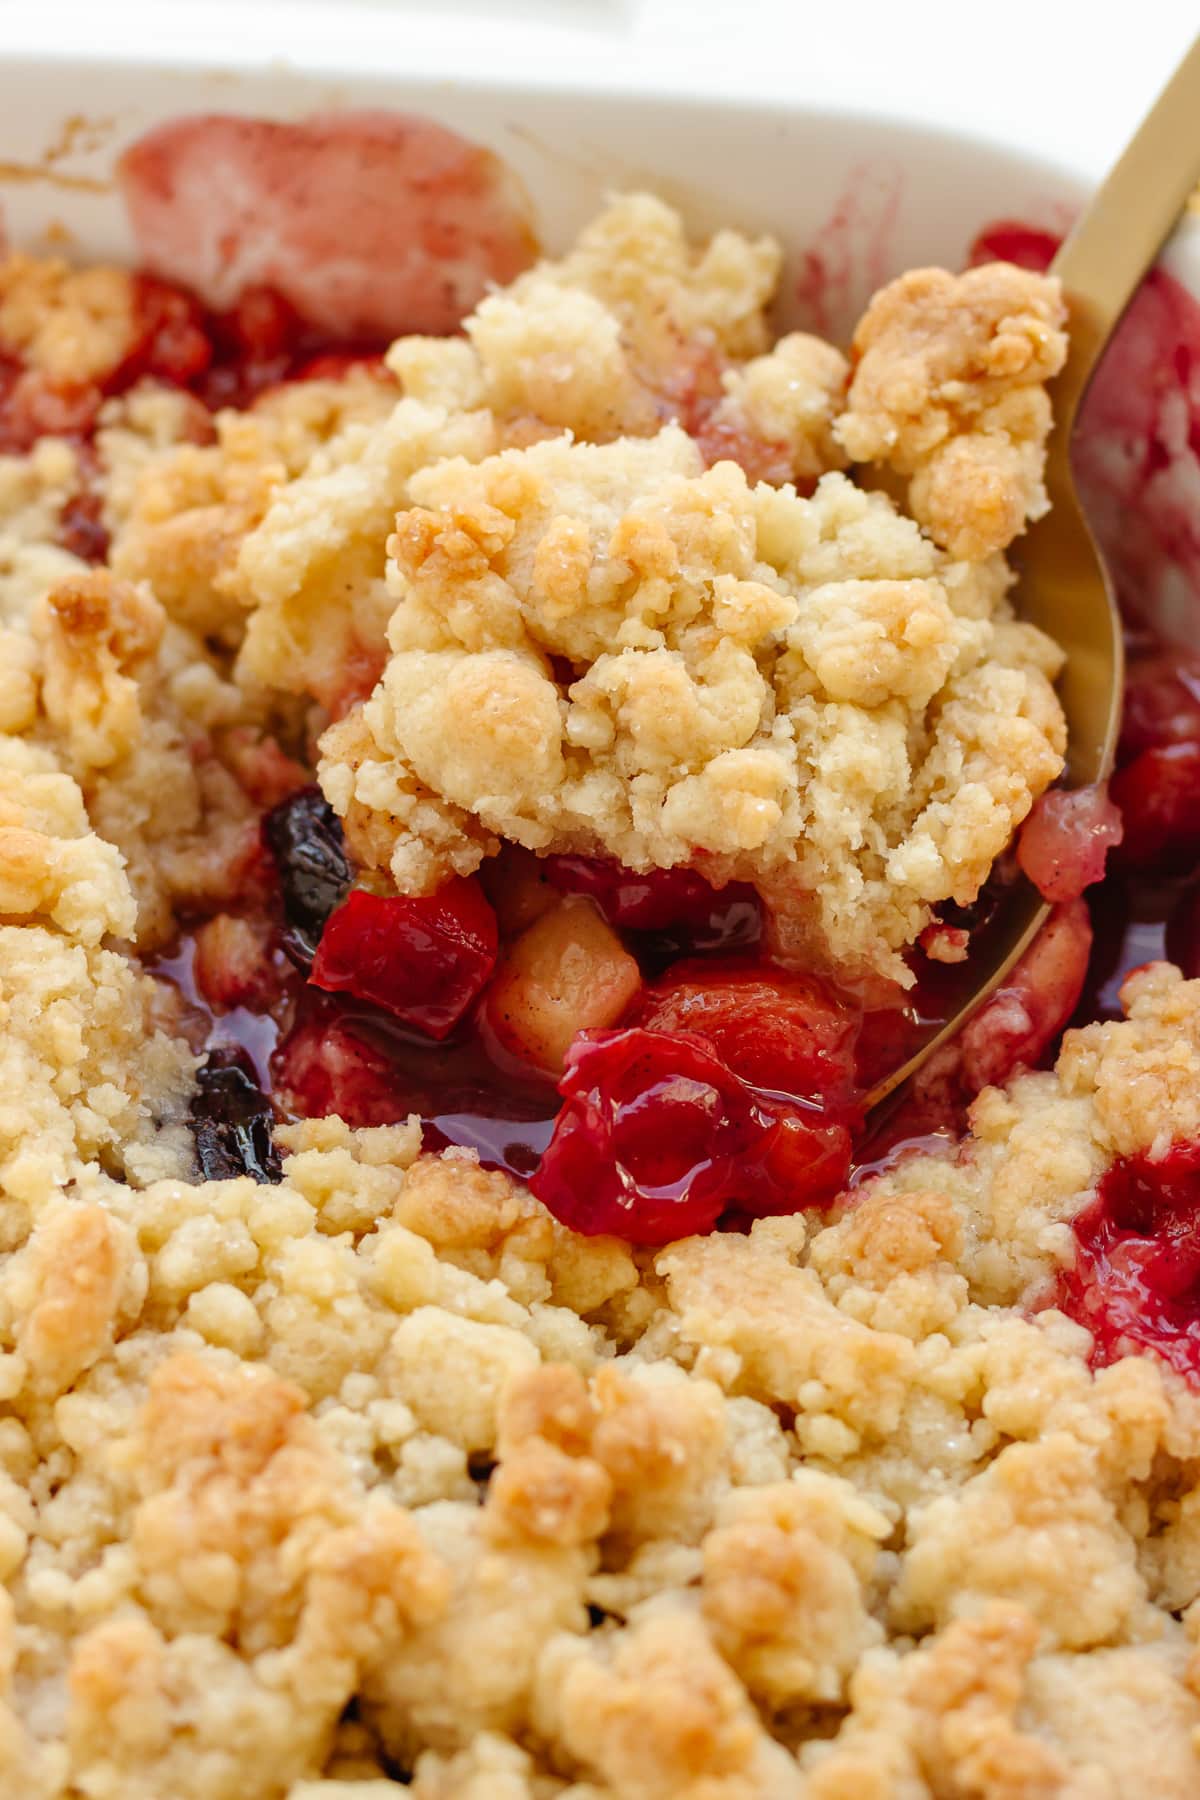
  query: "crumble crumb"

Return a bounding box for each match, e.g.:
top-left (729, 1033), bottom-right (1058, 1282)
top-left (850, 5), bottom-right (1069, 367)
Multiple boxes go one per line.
top-left (835, 263), bottom-right (1069, 560)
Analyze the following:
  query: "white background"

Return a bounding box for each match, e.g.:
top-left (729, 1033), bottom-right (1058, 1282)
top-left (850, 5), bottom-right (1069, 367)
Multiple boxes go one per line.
top-left (2, 1), bottom-right (1197, 182)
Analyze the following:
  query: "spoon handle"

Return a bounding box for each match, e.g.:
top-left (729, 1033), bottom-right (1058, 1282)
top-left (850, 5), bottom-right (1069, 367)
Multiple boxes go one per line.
top-left (1051, 31), bottom-right (1200, 435)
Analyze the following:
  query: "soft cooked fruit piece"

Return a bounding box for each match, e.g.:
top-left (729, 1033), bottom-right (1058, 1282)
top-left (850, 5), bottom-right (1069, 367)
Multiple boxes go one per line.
top-left (263, 785), bottom-right (353, 969)
top-left (1057, 1140), bottom-right (1200, 1379)
top-left (122, 272), bottom-right (213, 387)
top-left (1167, 887), bottom-right (1200, 980)
top-left (485, 897), bottom-right (642, 1076)
top-left (191, 912), bottom-right (284, 1012)
top-left (529, 1028), bottom-right (851, 1244)
top-left (957, 898), bottom-right (1093, 1094)
top-left (1120, 650), bottom-right (1200, 760)
top-left (189, 1047), bottom-right (281, 1183)
top-left (271, 996), bottom-right (408, 1128)
top-left (1017, 784), bottom-right (1124, 903)
top-left (1110, 744), bottom-right (1200, 868)
top-left (544, 855), bottom-right (761, 941)
top-left (309, 876), bottom-right (498, 1040)
top-left (634, 957), bottom-right (860, 1106)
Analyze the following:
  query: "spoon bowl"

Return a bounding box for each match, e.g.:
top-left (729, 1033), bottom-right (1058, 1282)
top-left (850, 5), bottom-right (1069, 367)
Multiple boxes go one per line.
top-left (866, 33), bottom-right (1200, 1107)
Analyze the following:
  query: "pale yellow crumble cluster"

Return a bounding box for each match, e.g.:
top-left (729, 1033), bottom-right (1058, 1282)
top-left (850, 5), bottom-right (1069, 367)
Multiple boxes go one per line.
top-left (319, 434), bottom-right (1064, 985)
top-left (1, 192), bottom-right (1189, 1799)
top-left (835, 263), bottom-right (1069, 562)
top-left (248, 196), bottom-right (1061, 987)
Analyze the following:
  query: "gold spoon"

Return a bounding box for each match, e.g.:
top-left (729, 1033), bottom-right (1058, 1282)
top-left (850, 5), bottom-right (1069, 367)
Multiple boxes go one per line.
top-left (867, 32), bottom-right (1200, 1109)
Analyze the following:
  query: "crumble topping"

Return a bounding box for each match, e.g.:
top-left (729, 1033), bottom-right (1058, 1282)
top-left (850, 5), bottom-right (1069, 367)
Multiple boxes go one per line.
top-left (2, 965), bottom-right (1200, 1795)
top-left (835, 263), bottom-right (1068, 560)
top-left (271, 203), bottom-right (1063, 987)
top-left (317, 439), bottom-right (1062, 986)
top-left (0, 186), bottom-right (1192, 1798)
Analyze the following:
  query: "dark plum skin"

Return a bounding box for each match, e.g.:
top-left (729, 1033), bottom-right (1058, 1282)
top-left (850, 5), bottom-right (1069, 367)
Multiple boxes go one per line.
top-left (263, 785), bottom-right (352, 969)
top-left (189, 1047), bottom-right (281, 1184)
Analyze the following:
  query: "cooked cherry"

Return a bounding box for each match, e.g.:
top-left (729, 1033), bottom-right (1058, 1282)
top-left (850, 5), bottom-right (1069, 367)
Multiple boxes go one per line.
top-left (633, 957), bottom-right (860, 1105)
top-left (262, 785), bottom-right (352, 969)
top-left (1120, 651), bottom-right (1200, 761)
top-left (529, 1027), bottom-right (851, 1245)
top-left (189, 1046), bottom-right (281, 1184)
top-left (1017, 784), bottom-right (1124, 903)
top-left (1110, 744), bottom-right (1200, 868)
top-left (121, 273), bottom-right (214, 388)
top-left (212, 284), bottom-right (298, 363)
top-left (272, 1000), bottom-right (410, 1128)
top-left (310, 877), bottom-right (499, 1040)
top-left (543, 855), bottom-right (761, 951)
top-left (1057, 1140), bottom-right (1200, 1378)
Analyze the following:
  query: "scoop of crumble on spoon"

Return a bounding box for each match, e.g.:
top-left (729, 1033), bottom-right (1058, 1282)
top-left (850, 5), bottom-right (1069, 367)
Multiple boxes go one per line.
top-left (866, 31), bottom-right (1200, 1110)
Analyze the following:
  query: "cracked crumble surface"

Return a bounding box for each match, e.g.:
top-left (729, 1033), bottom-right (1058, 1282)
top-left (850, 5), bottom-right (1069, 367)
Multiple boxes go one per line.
top-left (2, 192), bottom-right (1196, 1800)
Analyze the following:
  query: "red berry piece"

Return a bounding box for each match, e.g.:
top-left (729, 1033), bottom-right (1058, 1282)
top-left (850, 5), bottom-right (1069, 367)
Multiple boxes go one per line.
top-left (529, 1027), bottom-right (851, 1245)
top-left (633, 957), bottom-right (861, 1105)
top-left (1057, 1140), bottom-right (1200, 1380)
top-left (1110, 744), bottom-right (1200, 868)
top-left (543, 854), bottom-right (761, 950)
top-left (57, 489), bottom-right (110, 563)
top-left (289, 350), bottom-right (391, 384)
top-left (272, 1000), bottom-right (407, 1128)
top-left (219, 284), bottom-right (298, 362)
top-left (310, 876), bottom-right (499, 1040)
top-left (124, 273), bottom-right (213, 388)
top-left (1120, 651), bottom-right (1200, 761)
top-left (1017, 784), bottom-right (1124, 903)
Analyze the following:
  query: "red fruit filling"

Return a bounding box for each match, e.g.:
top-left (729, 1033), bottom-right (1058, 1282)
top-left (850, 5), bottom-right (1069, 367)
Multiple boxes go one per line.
top-left (633, 958), bottom-right (860, 1105)
top-left (543, 855), bottom-right (761, 948)
top-left (528, 1028), bottom-right (851, 1245)
top-left (1119, 649), bottom-right (1200, 760)
top-left (1110, 745), bottom-right (1200, 869)
top-left (272, 999), bottom-right (414, 1129)
top-left (1017, 785), bottom-right (1124, 903)
top-left (154, 207), bottom-right (1200, 1270)
top-left (309, 878), bottom-right (499, 1039)
top-left (0, 264), bottom-right (394, 477)
top-left (1057, 1141), bottom-right (1200, 1379)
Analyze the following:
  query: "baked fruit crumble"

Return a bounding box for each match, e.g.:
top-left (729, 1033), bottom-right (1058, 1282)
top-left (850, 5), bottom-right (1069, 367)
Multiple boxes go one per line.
top-left (3, 174), bottom-right (1200, 1799)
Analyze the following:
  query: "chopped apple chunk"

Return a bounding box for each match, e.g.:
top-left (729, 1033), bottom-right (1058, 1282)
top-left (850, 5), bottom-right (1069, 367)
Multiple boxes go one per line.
top-left (485, 895), bottom-right (642, 1074)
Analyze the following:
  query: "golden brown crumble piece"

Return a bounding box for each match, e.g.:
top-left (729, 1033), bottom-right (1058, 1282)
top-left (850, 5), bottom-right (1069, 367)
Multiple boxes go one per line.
top-left (0, 253), bottom-right (139, 385)
top-left (835, 263), bottom-right (1068, 560)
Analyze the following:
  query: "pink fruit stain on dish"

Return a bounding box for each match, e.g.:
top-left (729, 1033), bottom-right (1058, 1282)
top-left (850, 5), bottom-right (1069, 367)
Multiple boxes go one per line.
top-left (971, 218), bottom-right (1200, 662)
top-left (118, 112), bottom-right (538, 339)
top-left (792, 161), bottom-right (902, 339)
